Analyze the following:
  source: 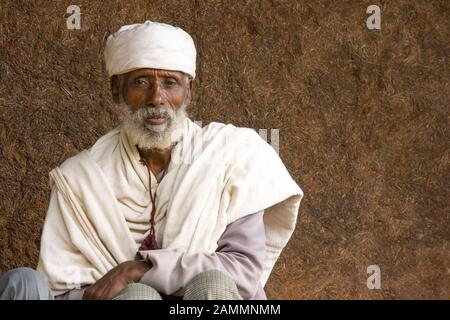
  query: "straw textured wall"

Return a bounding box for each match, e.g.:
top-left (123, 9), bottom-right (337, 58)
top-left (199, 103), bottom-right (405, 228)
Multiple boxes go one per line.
top-left (0, 0), bottom-right (448, 299)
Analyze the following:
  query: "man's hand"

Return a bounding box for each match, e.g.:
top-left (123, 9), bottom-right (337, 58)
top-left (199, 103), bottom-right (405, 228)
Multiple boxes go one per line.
top-left (82, 260), bottom-right (151, 300)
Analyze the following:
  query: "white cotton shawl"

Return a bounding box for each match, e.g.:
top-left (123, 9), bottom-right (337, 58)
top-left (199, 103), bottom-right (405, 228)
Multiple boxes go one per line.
top-left (37, 118), bottom-right (303, 295)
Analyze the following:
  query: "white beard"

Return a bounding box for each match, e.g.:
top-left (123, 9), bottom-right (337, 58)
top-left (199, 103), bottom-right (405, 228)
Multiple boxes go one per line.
top-left (119, 102), bottom-right (188, 151)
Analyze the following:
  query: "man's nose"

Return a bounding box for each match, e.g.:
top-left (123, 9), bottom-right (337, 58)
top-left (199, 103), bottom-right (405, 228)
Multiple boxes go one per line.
top-left (146, 83), bottom-right (164, 108)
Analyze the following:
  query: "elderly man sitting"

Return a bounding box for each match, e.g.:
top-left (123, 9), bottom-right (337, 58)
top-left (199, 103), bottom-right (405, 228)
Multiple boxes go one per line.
top-left (0, 20), bottom-right (303, 300)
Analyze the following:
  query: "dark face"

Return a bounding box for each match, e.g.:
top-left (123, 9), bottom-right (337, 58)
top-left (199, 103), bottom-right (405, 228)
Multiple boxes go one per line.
top-left (111, 68), bottom-right (193, 117)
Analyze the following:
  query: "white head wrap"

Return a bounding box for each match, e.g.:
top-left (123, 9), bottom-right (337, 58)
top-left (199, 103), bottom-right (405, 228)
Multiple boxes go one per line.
top-left (104, 20), bottom-right (196, 78)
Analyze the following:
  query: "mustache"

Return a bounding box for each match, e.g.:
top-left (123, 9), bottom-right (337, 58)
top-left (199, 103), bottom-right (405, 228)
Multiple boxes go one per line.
top-left (133, 106), bottom-right (176, 122)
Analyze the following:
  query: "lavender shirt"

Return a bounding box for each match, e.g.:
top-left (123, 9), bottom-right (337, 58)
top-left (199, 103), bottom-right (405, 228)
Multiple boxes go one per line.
top-left (56, 211), bottom-right (267, 300)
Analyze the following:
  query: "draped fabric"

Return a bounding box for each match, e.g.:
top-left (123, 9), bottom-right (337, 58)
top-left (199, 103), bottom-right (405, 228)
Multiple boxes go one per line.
top-left (37, 118), bottom-right (303, 295)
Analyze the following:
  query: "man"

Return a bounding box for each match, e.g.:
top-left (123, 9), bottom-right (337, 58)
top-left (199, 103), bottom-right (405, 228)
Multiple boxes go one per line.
top-left (0, 20), bottom-right (303, 300)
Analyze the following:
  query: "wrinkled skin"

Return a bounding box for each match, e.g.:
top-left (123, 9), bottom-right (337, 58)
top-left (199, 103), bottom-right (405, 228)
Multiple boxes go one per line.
top-left (83, 261), bottom-right (151, 300)
top-left (112, 68), bottom-right (193, 175)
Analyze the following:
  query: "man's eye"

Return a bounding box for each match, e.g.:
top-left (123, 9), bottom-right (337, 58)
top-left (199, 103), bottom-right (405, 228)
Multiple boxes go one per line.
top-left (135, 79), bottom-right (149, 85)
top-left (165, 79), bottom-right (176, 86)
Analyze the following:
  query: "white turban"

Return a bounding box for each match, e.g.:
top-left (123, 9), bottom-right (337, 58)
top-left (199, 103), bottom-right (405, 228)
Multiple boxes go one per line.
top-left (104, 20), bottom-right (196, 78)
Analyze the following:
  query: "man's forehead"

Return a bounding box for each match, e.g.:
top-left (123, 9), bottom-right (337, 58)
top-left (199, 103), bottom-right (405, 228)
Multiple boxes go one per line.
top-left (124, 68), bottom-right (186, 79)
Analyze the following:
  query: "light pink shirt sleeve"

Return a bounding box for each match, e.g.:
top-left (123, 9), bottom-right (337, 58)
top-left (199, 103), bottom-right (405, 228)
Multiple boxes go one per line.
top-left (55, 288), bottom-right (85, 300)
top-left (139, 210), bottom-right (267, 300)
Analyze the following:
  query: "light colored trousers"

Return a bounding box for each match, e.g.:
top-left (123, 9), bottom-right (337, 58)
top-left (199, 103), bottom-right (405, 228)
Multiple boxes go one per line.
top-left (0, 267), bottom-right (243, 300)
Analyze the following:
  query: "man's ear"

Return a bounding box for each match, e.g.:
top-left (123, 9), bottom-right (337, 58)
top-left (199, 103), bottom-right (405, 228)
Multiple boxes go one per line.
top-left (185, 78), bottom-right (194, 105)
top-left (111, 75), bottom-right (121, 104)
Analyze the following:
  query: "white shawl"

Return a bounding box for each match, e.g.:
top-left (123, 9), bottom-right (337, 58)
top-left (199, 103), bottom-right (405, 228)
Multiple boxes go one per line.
top-left (37, 118), bottom-right (303, 295)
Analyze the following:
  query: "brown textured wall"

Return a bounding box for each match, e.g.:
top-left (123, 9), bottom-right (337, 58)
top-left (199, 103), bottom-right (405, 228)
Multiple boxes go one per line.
top-left (0, 0), bottom-right (448, 299)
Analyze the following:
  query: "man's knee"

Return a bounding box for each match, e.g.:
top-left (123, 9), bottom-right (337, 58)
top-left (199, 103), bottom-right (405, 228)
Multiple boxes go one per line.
top-left (113, 283), bottom-right (162, 300)
top-left (3, 268), bottom-right (39, 283)
top-left (184, 269), bottom-right (243, 300)
top-left (0, 268), bottom-right (53, 300)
